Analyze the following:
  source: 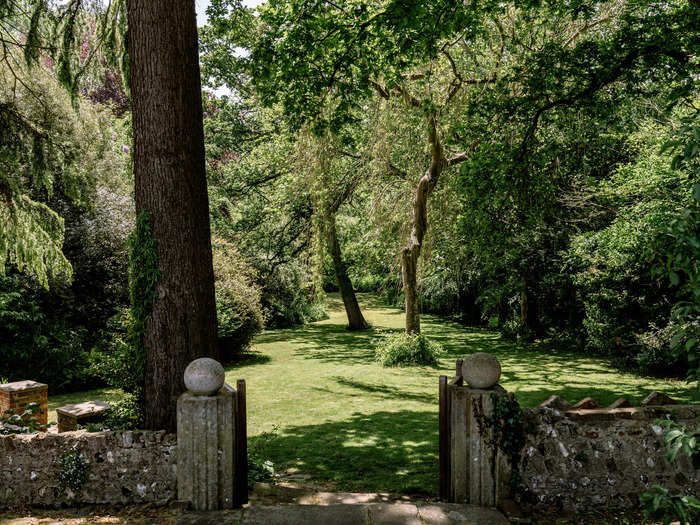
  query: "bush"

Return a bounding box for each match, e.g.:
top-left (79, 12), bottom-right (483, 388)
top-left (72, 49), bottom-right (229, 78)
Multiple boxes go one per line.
top-left (641, 419), bottom-right (700, 524)
top-left (419, 266), bottom-right (461, 316)
top-left (248, 426), bottom-right (279, 489)
top-left (0, 402), bottom-right (49, 435)
top-left (0, 115), bottom-right (131, 394)
top-left (261, 262), bottom-right (328, 328)
top-left (636, 323), bottom-right (687, 377)
top-left (89, 308), bottom-right (143, 396)
top-left (0, 274), bottom-right (99, 392)
top-left (56, 450), bottom-right (89, 494)
top-left (212, 240), bottom-right (264, 361)
top-left (374, 332), bottom-right (444, 367)
top-left (104, 395), bottom-right (143, 430)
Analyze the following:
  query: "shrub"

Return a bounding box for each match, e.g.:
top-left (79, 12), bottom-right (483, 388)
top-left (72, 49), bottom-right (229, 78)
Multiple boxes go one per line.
top-left (641, 419), bottom-right (700, 524)
top-left (419, 266), bottom-right (461, 316)
top-left (260, 262), bottom-right (328, 328)
top-left (89, 308), bottom-right (143, 396)
top-left (0, 402), bottom-right (49, 435)
top-left (248, 426), bottom-right (278, 489)
top-left (104, 395), bottom-right (143, 430)
top-left (636, 323), bottom-right (687, 377)
top-left (0, 274), bottom-right (98, 392)
top-left (212, 240), bottom-right (264, 361)
top-left (374, 332), bottom-right (444, 367)
top-left (56, 450), bottom-right (89, 494)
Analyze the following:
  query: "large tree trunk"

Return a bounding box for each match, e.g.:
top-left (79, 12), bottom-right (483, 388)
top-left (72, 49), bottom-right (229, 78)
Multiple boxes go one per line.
top-left (127, 0), bottom-right (219, 431)
top-left (325, 212), bottom-right (367, 330)
top-left (402, 115), bottom-right (442, 334)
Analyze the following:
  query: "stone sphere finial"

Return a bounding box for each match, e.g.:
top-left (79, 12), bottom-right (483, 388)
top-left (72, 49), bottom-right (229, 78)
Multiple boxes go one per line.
top-left (184, 358), bottom-right (225, 396)
top-left (461, 353), bottom-right (501, 389)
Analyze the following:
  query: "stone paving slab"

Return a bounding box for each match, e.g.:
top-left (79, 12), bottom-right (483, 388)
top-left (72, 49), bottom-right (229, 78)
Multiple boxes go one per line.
top-left (174, 503), bottom-right (508, 525)
top-left (244, 504), bottom-right (368, 525)
top-left (417, 503), bottom-right (507, 525)
top-left (368, 503), bottom-right (420, 525)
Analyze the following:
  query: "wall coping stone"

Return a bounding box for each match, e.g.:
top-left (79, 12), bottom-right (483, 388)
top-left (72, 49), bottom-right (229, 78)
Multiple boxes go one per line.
top-left (0, 380), bottom-right (47, 393)
top-left (526, 403), bottom-right (700, 422)
top-left (56, 400), bottom-right (110, 417)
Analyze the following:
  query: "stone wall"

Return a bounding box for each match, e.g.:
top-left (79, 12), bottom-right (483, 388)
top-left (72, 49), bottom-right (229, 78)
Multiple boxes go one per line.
top-left (520, 404), bottom-right (700, 510)
top-left (0, 430), bottom-right (176, 508)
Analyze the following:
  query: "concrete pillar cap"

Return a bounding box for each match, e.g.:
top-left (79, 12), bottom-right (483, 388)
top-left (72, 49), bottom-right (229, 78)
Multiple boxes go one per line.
top-left (461, 352), bottom-right (501, 389)
top-left (184, 358), bottom-right (225, 396)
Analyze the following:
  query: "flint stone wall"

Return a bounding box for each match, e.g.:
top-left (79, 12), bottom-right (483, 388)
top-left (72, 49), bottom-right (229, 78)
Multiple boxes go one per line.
top-left (0, 430), bottom-right (176, 508)
top-left (521, 404), bottom-right (700, 510)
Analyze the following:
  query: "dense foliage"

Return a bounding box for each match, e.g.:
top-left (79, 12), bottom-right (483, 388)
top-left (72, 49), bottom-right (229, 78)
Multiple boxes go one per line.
top-left (200, 0), bottom-right (699, 380)
top-left (212, 238), bottom-right (263, 360)
top-left (0, 56), bottom-right (131, 391)
top-left (1, 0), bottom-right (698, 399)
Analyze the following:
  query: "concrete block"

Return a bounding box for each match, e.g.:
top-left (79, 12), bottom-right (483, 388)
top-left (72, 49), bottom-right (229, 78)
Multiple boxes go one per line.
top-left (177, 384), bottom-right (237, 511)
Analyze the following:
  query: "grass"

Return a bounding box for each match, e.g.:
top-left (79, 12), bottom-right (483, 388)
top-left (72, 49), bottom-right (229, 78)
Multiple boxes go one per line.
top-left (226, 293), bottom-right (698, 495)
top-left (47, 293), bottom-right (698, 495)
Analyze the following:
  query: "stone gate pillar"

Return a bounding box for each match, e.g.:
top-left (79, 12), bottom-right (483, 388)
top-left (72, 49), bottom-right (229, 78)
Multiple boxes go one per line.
top-left (439, 353), bottom-right (512, 507)
top-left (177, 358), bottom-right (242, 510)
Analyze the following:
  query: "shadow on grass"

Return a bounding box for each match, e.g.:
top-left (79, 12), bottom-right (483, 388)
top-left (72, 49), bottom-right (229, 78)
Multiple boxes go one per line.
top-left (354, 293), bottom-right (396, 310)
top-left (275, 323), bottom-right (381, 365)
top-left (223, 351), bottom-right (272, 369)
top-left (509, 375), bottom-right (698, 407)
top-left (256, 409), bottom-right (438, 495)
top-left (310, 376), bottom-right (436, 404)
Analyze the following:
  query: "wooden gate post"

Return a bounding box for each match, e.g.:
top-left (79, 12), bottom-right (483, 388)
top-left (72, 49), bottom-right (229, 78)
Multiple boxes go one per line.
top-left (439, 358), bottom-right (464, 500)
top-left (439, 375), bottom-right (449, 499)
top-left (234, 379), bottom-right (248, 506)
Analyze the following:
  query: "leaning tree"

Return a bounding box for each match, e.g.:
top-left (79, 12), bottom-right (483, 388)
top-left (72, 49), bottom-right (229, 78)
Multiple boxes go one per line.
top-left (251, 0), bottom-right (515, 333)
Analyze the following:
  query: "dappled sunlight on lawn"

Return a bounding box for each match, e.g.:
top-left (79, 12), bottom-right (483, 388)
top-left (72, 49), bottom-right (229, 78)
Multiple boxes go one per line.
top-left (221, 293), bottom-right (697, 493)
top-left (45, 293), bottom-right (696, 494)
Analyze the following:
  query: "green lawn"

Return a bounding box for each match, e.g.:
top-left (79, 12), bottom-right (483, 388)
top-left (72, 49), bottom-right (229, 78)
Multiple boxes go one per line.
top-left (48, 293), bottom-right (698, 495)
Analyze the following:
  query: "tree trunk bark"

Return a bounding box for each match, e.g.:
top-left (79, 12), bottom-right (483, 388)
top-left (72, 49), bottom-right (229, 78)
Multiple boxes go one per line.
top-left (127, 0), bottom-right (219, 431)
top-left (325, 212), bottom-right (367, 330)
top-left (519, 275), bottom-right (539, 339)
top-left (520, 285), bottom-right (528, 332)
top-left (402, 115), bottom-right (442, 334)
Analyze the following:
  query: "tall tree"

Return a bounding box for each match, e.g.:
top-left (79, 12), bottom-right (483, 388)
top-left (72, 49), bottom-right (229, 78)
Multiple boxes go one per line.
top-left (301, 133), bottom-right (368, 330)
top-left (252, 0), bottom-right (495, 333)
top-left (127, 0), bottom-right (219, 431)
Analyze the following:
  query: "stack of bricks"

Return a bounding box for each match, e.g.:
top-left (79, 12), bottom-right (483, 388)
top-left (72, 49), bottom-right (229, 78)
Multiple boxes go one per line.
top-left (0, 380), bottom-right (48, 425)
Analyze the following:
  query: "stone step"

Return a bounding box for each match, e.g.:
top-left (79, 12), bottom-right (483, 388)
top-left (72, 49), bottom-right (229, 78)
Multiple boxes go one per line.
top-left (175, 502), bottom-right (509, 525)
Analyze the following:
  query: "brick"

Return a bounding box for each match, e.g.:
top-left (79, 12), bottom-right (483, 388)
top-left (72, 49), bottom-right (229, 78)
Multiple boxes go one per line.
top-left (0, 381), bottom-right (48, 425)
top-left (641, 391), bottom-right (677, 406)
top-left (539, 395), bottom-right (572, 411)
top-left (607, 398), bottom-right (632, 409)
top-left (57, 400), bottom-right (110, 432)
top-left (571, 397), bottom-right (602, 410)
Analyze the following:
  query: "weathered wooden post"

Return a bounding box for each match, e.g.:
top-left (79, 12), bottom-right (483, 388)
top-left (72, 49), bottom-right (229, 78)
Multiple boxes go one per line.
top-left (177, 358), bottom-right (247, 510)
top-left (439, 353), bottom-right (511, 507)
